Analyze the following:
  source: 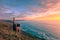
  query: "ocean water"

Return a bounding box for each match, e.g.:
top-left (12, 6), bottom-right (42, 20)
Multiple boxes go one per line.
top-left (17, 20), bottom-right (60, 40)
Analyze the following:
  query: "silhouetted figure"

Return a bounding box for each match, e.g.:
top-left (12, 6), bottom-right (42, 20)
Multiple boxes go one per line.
top-left (13, 24), bottom-right (16, 31)
top-left (13, 17), bottom-right (16, 31)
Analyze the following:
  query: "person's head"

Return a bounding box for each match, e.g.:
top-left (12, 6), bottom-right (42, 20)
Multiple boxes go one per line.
top-left (17, 24), bottom-right (20, 27)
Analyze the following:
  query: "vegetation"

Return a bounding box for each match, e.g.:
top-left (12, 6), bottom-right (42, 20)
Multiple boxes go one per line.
top-left (0, 21), bottom-right (45, 40)
top-left (0, 21), bottom-right (19, 40)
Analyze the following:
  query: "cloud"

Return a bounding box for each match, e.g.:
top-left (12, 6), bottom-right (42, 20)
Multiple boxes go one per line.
top-left (45, 0), bottom-right (60, 15)
top-left (0, 6), bottom-right (29, 20)
top-left (0, 7), bottom-right (13, 19)
top-left (12, 11), bottom-right (28, 18)
top-left (0, 0), bottom-right (60, 20)
top-left (27, 0), bottom-right (60, 18)
top-left (15, 0), bottom-right (60, 20)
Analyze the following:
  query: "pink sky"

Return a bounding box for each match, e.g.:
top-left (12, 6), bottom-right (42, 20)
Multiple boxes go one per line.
top-left (0, 0), bottom-right (60, 20)
top-left (15, 0), bottom-right (60, 20)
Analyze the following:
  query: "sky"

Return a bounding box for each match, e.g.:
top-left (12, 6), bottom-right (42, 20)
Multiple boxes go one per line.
top-left (0, 0), bottom-right (60, 20)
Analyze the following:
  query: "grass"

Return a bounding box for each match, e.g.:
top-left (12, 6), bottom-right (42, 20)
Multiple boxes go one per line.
top-left (0, 21), bottom-right (46, 40)
top-left (0, 21), bottom-right (21, 40)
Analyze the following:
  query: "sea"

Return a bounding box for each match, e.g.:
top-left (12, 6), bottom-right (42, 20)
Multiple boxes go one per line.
top-left (17, 20), bottom-right (60, 40)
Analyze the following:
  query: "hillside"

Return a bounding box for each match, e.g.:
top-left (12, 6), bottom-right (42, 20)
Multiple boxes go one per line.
top-left (0, 21), bottom-right (45, 40)
top-left (0, 21), bottom-right (19, 40)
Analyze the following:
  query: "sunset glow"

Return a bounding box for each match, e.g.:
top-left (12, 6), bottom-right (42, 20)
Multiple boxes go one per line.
top-left (0, 0), bottom-right (60, 39)
top-left (0, 0), bottom-right (60, 20)
top-left (32, 13), bottom-right (60, 20)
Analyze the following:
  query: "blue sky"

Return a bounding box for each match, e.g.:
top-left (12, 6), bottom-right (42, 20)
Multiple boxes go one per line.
top-left (0, 0), bottom-right (40, 19)
top-left (0, 0), bottom-right (60, 20)
top-left (0, 0), bottom-right (41, 11)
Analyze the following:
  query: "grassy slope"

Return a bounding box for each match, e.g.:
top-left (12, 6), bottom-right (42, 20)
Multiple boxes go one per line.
top-left (0, 21), bottom-right (20, 40)
top-left (0, 21), bottom-right (45, 40)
